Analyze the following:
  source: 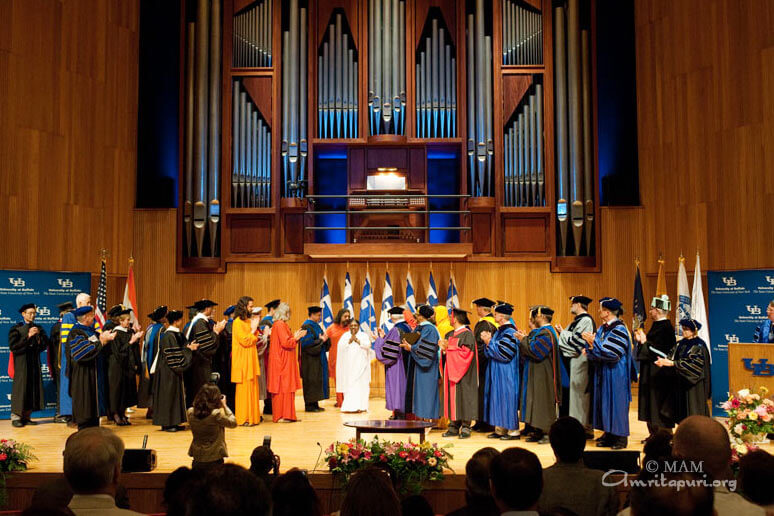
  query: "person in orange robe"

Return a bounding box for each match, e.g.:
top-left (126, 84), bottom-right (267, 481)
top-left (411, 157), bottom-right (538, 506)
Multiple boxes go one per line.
top-left (231, 296), bottom-right (262, 426)
top-left (267, 302), bottom-right (307, 422)
top-left (325, 308), bottom-right (352, 407)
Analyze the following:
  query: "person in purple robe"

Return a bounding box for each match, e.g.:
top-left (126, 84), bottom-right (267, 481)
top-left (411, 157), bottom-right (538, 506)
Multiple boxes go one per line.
top-left (375, 306), bottom-right (409, 419)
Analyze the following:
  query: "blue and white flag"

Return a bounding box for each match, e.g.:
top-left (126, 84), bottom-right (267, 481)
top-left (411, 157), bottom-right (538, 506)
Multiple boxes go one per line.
top-left (359, 271), bottom-right (377, 337)
top-left (427, 271), bottom-right (438, 306)
top-left (343, 272), bottom-right (354, 316)
top-left (405, 271), bottom-right (416, 313)
top-left (445, 271), bottom-right (459, 310)
top-left (320, 273), bottom-right (334, 329)
top-left (690, 252), bottom-right (711, 361)
top-left (676, 256), bottom-right (691, 337)
top-left (379, 272), bottom-right (395, 332)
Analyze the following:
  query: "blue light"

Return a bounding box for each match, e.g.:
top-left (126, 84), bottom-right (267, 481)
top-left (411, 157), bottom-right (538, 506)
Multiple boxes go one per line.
top-left (427, 151), bottom-right (458, 160)
top-left (317, 150), bottom-right (348, 159)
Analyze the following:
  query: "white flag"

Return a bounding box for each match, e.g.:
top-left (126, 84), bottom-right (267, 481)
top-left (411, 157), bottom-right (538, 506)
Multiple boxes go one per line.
top-left (405, 271), bottom-right (416, 313)
top-left (343, 272), bottom-right (354, 316)
top-left (690, 252), bottom-right (711, 362)
top-left (676, 257), bottom-right (691, 337)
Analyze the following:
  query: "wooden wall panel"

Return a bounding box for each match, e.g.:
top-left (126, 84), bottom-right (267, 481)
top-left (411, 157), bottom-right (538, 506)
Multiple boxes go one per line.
top-left (0, 0), bottom-right (139, 276)
top-left (634, 0), bottom-right (774, 275)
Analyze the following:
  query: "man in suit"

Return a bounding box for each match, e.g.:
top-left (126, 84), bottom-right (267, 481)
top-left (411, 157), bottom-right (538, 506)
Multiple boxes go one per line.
top-left (63, 427), bottom-right (143, 515)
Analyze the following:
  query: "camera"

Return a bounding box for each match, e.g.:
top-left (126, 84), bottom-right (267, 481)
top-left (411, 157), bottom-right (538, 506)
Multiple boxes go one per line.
top-left (208, 372), bottom-right (220, 384)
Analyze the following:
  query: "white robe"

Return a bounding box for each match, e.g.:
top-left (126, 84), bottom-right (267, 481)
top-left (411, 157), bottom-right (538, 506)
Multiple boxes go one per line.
top-left (336, 330), bottom-right (374, 412)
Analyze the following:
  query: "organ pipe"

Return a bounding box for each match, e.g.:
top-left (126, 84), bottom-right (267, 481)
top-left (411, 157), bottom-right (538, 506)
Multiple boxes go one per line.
top-left (582, 29), bottom-right (594, 254)
top-left (232, 80), bottom-right (272, 208)
top-left (207, 0), bottom-right (221, 257)
top-left (184, 23), bottom-right (194, 256)
top-left (281, 2), bottom-right (307, 197)
top-left (467, 0), bottom-right (492, 196)
top-left (317, 13), bottom-right (359, 139)
top-left (415, 12), bottom-right (456, 139)
top-left (192, 0), bottom-right (210, 258)
top-left (503, 83), bottom-right (545, 208)
top-left (369, 0), bottom-right (405, 135)
top-left (502, 0), bottom-right (543, 65)
top-left (554, 6), bottom-right (569, 255)
top-left (233, 0), bottom-right (272, 68)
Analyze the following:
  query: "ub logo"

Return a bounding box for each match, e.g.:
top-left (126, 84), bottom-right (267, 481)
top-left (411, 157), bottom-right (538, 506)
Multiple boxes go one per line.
top-left (746, 305), bottom-right (762, 316)
top-left (37, 306), bottom-right (51, 316)
top-left (9, 277), bottom-right (25, 287)
top-left (742, 359), bottom-right (774, 377)
top-left (57, 278), bottom-right (73, 288)
top-left (725, 334), bottom-right (739, 344)
top-left (765, 276), bottom-right (774, 286)
top-left (722, 277), bottom-right (737, 287)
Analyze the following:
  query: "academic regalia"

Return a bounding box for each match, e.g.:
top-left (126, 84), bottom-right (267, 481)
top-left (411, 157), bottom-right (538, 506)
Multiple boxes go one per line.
top-left (152, 327), bottom-right (193, 427)
top-left (474, 315), bottom-right (498, 426)
top-left (483, 324), bottom-right (520, 430)
top-left (214, 318), bottom-right (236, 409)
top-left (636, 319), bottom-right (677, 429)
top-left (9, 322), bottom-right (48, 418)
top-left (753, 319), bottom-right (774, 343)
top-left (66, 323), bottom-right (106, 427)
top-left (586, 319), bottom-right (633, 437)
top-left (184, 313), bottom-right (220, 405)
top-left (337, 330), bottom-right (374, 412)
top-left (232, 317), bottom-right (261, 425)
top-left (406, 321), bottom-right (441, 420)
top-left (58, 311), bottom-right (77, 416)
top-left (107, 326), bottom-right (139, 416)
top-left (519, 326), bottom-right (562, 433)
top-left (374, 326), bottom-right (407, 413)
top-left (442, 327), bottom-right (478, 424)
top-left (267, 320), bottom-right (302, 422)
top-left (558, 313), bottom-right (595, 426)
top-left (48, 320), bottom-right (63, 412)
top-left (259, 315), bottom-right (274, 412)
top-left (138, 321), bottom-right (165, 408)
top-left (669, 337), bottom-right (711, 420)
top-left (299, 319), bottom-right (330, 404)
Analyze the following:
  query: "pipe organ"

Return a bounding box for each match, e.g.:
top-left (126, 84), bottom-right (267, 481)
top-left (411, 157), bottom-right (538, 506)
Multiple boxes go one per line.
top-left (177, 0), bottom-right (600, 271)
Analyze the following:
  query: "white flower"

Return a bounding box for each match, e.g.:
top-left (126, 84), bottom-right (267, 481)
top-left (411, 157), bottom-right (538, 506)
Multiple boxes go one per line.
top-left (735, 444), bottom-right (748, 455)
top-left (734, 423), bottom-right (745, 435)
top-left (737, 388), bottom-right (751, 398)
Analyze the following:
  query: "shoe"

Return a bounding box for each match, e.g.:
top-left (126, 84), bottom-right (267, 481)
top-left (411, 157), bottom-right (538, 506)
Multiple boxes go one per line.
top-left (12, 420), bottom-right (24, 428)
top-left (611, 438), bottom-right (628, 450)
top-left (54, 415), bottom-right (70, 424)
top-left (525, 432), bottom-right (545, 443)
top-left (313, 407), bottom-right (325, 412)
top-left (537, 435), bottom-right (549, 444)
top-left (24, 420), bottom-right (38, 426)
top-left (596, 439), bottom-right (612, 448)
top-left (163, 426), bottom-right (179, 432)
top-left (442, 429), bottom-right (459, 437)
top-left (500, 434), bottom-right (520, 441)
top-left (595, 433), bottom-right (608, 442)
top-left (459, 429), bottom-right (472, 439)
top-left (473, 423), bottom-right (494, 433)
top-left (487, 432), bottom-right (501, 439)
top-left (585, 432), bottom-right (595, 440)
top-left (117, 420), bottom-right (130, 427)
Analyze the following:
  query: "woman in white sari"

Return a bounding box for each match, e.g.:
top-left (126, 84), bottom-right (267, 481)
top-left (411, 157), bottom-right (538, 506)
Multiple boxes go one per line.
top-left (336, 320), bottom-right (374, 413)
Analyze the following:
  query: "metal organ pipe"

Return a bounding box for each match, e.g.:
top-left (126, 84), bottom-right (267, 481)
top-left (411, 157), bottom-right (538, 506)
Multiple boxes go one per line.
top-left (503, 84), bottom-right (544, 208)
top-left (554, 6), bottom-right (569, 255)
top-left (281, 1), bottom-right (307, 196)
top-left (369, 0), bottom-right (404, 135)
top-left (466, 15), bottom-right (475, 196)
top-left (207, 0), bottom-right (221, 257)
top-left (567, 0), bottom-right (584, 255)
top-left (415, 14), bottom-right (456, 139)
top-left (232, 81), bottom-right (272, 208)
top-left (192, 0), bottom-right (209, 257)
top-left (184, 23), bottom-right (194, 256)
top-left (317, 13), bottom-right (359, 139)
top-left (502, 0), bottom-right (543, 65)
top-left (233, 0), bottom-right (272, 68)
top-left (582, 29), bottom-right (594, 254)
top-left (299, 7), bottom-right (307, 188)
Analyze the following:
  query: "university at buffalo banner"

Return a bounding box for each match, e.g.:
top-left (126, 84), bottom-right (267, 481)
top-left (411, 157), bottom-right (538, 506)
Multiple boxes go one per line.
top-left (0, 270), bottom-right (91, 419)
top-left (708, 269), bottom-right (774, 417)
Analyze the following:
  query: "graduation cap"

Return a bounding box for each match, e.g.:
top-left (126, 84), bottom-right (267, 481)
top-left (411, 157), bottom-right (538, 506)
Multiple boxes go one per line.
top-left (107, 304), bottom-right (124, 318)
top-left (651, 295), bottom-right (671, 311)
top-left (73, 306), bottom-right (94, 317)
top-left (264, 299), bottom-right (281, 310)
top-left (451, 308), bottom-right (470, 325)
top-left (569, 295), bottom-right (593, 306)
top-left (494, 303), bottom-right (514, 316)
top-left (191, 299), bottom-right (217, 311)
top-left (600, 297), bottom-right (623, 311)
top-left (530, 305), bottom-right (555, 318)
top-left (147, 305), bottom-right (168, 321)
top-left (166, 310), bottom-right (184, 324)
top-left (417, 304), bottom-right (435, 319)
top-left (223, 305), bottom-right (236, 317)
top-left (679, 318), bottom-right (702, 332)
top-left (471, 297), bottom-right (496, 308)
top-left (57, 301), bottom-right (74, 313)
top-left (251, 306), bottom-right (263, 315)
top-left (308, 306), bottom-right (322, 315)
top-left (18, 303), bottom-right (36, 313)
top-left (387, 306), bottom-right (405, 316)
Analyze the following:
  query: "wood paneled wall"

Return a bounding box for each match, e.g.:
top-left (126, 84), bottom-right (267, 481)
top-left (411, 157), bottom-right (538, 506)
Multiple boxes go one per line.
top-left (0, 0), bottom-right (140, 276)
top-left (634, 0), bottom-right (774, 274)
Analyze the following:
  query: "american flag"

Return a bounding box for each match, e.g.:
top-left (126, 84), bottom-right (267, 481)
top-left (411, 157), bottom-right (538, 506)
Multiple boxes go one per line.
top-left (94, 259), bottom-right (107, 327)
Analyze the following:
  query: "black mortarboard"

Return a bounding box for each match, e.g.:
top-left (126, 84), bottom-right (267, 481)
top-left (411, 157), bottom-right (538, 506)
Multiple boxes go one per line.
top-left (73, 306), bottom-right (93, 317)
top-left (387, 306), bottom-right (405, 315)
top-left (18, 303), bottom-right (36, 313)
top-left (148, 305), bottom-right (168, 321)
top-left (265, 299), bottom-right (281, 310)
top-left (494, 303), bottom-right (514, 316)
top-left (57, 301), bottom-right (74, 313)
top-left (600, 297), bottom-right (623, 311)
top-left (530, 305), bottom-right (555, 318)
top-left (223, 305), bottom-right (236, 316)
top-left (308, 306), bottom-right (322, 315)
top-left (108, 304), bottom-right (124, 318)
top-left (192, 299), bottom-right (218, 311)
top-left (472, 297), bottom-right (496, 308)
top-left (679, 318), bottom-right (702, 332)
top-left (417, 305), bottom-right (435, 319)
top-left (451, 308), bottom-right (470, 325)
top-left (569, 295), bottom-right (593, 306)
top-left (166, 310), bottom-right (184, 324)
top-left (651, 295), bottom-right (671, 311)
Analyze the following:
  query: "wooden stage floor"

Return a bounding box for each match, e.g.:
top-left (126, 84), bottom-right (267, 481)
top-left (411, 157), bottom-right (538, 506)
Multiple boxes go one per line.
top-left (2, 395), bottom-right (659, 474)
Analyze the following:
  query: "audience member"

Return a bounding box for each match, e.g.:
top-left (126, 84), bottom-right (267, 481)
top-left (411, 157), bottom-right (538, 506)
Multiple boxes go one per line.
top-left (672, 415), bottom-right (765, 516)
top-left (188, 463), bottom-right (271, 516)
top-left (22, 507), bottom-right (74, 516)
top-left (642, 428), bottom-right (673, 463)
top-left (447, 447), bottom-right (500, 516)
top-left (490, 447), bottom-right (542, 515)
top-left (272, 468), bottom-right (322, 516)
top-left (249, 445), bottom-right (280, 491)
top-left (629, 471), bottom-right (713, 516)
top-left (738, 449), bottom-right (774, 508)
top-left (538, 417), bottom-right (618, 516)
top-left (62, 427), bottom-right (142, 515)
top-left (162, 466), bottom-right (200, 516)
top-left (402, 494), bottom-right (434, 516)
top-left (187, 383), bottom-right (237, 470)
top-left (340, 467), bottom-right (401, 516)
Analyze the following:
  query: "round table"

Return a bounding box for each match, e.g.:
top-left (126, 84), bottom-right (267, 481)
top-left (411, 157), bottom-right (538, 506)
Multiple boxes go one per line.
top-left (344, 419), bottom-right (434, 443)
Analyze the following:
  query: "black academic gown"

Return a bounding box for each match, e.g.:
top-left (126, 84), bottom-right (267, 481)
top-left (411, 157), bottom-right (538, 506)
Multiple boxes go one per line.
top-left (473, 318), bottom-right (497, 424)
top-left (107, 327), bottom-right (139, 415)
top-left (184, 316), bottom-right (219, 405)
top-left (152, 329), bottom-right (193, 427)
top-left (49, 320), bottom-right (62, 408)
top-left (213, 319), bottom-right (236, 409)
top-left (636, 319), bottom-right (677, 428)
top-left (299, 321), bottom-right (331, 403)
top-left (66, 325), bottom-right (106, 426)
top-left (9, 322), bottom-right (48, 416)
top-left (669, 337), bottom-right (711, 421)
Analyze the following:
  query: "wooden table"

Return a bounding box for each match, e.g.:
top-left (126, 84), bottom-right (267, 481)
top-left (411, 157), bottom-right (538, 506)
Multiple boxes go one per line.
top-left (344, 420), bottom-right (434, 443)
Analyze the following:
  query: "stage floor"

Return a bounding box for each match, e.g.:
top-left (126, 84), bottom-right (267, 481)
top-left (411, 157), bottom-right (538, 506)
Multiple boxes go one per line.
top-left (5, 396), bottom-right (656, 473)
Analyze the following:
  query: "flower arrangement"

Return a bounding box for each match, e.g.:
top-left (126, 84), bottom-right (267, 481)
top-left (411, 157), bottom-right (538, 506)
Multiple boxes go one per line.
top-left (722, 387), bottom-right (774, 444)
top-left (0, 439), bottom-right (37, 507)
top-left (325, 437), bottom-right (453, 495)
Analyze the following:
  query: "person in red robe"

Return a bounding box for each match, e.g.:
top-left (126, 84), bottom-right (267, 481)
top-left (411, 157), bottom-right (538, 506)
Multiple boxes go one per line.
top-left (267, 302), bottom-right (307, 422)
top-left (441, 308), bottom-right (479, 439)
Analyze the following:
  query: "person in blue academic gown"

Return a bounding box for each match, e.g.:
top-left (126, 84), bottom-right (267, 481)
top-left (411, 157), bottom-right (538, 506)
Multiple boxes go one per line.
top-left (582, 297), bottom-right (633, 450)
top-left (481, 303), bottom-right (521, 440)
top-left (299, 306), bottom-right (330, 412)
top-left (138, 305), bottom-right (167, 414)
top-left (753, 300), bottom-right (774, 343)
top-left (401, 304), bottom-right (440, 420)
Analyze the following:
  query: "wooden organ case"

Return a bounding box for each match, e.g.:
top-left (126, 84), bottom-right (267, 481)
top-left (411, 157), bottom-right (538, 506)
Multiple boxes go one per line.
top-left (176, 0), bottom-right (601, 271)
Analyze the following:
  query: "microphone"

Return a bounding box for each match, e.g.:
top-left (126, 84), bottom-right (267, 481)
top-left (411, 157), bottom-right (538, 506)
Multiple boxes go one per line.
top-left (312, 442), bottom-right (323, 473)
top-left (142, 434), bottom-right (148, 449)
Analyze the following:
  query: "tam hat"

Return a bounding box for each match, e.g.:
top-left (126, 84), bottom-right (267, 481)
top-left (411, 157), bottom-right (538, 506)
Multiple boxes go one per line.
top-left (569, 295), bottom-right (593, 306)
top-left (471, 297), bottom-right (496, 308)
top-left (166, 310), bottom-right (184, 324)
top-left (223, 305), bottom-right (236, 317)
top-left (264, 299), bottom-right (280, 310)
top-left (73, 306), bottom-right (94, 317)
top-left (147, 305), bottom-right (168, 321)
top-left (494, 303), bottom-right (514, 316)
top-left (18, 303), bottom-right (36, 313)
top-left (651, 295), bottom-right (671, 311)
top-left (600, 297), bottom-right (623, 311)
top-left (679, 318), bottom-right (702, 332)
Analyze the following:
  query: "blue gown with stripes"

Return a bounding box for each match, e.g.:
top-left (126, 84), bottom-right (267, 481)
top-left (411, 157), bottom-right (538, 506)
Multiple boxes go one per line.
top-left (483, 324), bottom-right (520, 429)
top-left (408, 321), bottom-right (441, 419)
top-left (586, 319), bottom-right (633, 437)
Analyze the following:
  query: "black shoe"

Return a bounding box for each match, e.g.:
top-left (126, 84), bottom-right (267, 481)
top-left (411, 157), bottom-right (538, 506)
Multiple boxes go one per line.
top-left (537, 435), bottom-right (549, 444)
top-left (442, 429), bottom-right (459, 437)
top-left (12, 420), bottom-right (24, 428)
top-left (585, 432), bottom-right (595, 440)
top-left (54, 415), bottom-right (70, 424)
top-left (525, 432), bottom-right (545, 443)
top-left (596, 438), bottom-right (612, 448)
top-left (459, 428), bottom-right (472, 439)
top-left (473, 423), bottom-right (494, 433)
top-left (23, 420), bottom-right (38, 426)
top-left (313, 407), bottom-right (325, 412)
top-left (611, 437), bottom-right (628, 450)
top-left (162, 426), bottom-right (180, 432)
top-left (500, 434), bottom-right (521, 441)
top-left (487, 432), bottom-right (501, 439)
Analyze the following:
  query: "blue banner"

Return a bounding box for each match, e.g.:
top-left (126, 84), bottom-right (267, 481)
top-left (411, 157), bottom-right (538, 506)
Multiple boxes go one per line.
top-left (707, 269), bottom-right (774, 417)
top-left (0, 270), bottom-right (91, 419)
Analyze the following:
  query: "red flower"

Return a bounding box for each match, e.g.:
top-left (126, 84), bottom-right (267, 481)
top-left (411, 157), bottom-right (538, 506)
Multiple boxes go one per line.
top-left (0, 453), bottom-right (7, 461)
top-left (731, 399), bottom-right (741, 408)
top-left (434, 450), bottom-right (443, 458)
top-left (328, 457), bottom-right (337, 467)
top-left (399, 451), bottom-right (408, 458)
top-left (380, 454), bottom-right (387, 462)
